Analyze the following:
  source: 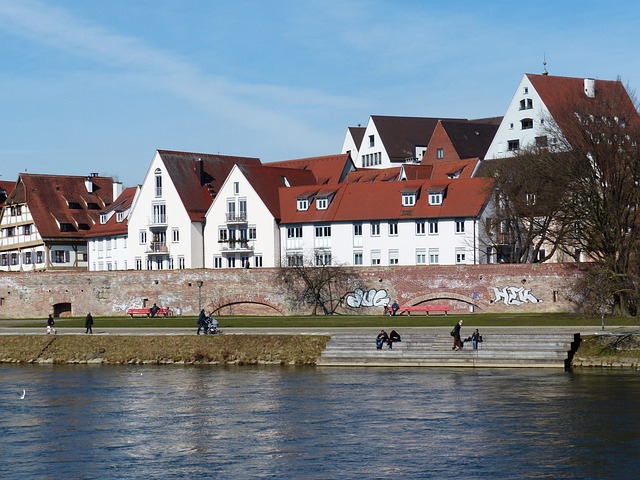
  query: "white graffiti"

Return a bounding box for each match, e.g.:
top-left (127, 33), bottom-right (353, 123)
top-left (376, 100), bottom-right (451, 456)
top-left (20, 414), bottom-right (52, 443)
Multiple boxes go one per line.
top-left (492, 286), bottom-right (542, 306)
top-left (346, 288), bottom-right (391, 308)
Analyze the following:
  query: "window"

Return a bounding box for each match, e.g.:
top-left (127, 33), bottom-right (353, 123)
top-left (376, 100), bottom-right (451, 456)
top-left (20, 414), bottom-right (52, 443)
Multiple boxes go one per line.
top-left (139, 230), bottom-right (147, 245)
top-left (254, 256), bottom-right (263, 267)
top-left (135, 258), bottom-right (142, 270)
top-left (527, 98), bottom-right (533, 109)
top-left (455, 221), bottom-right (465, 233)
top-left (429, 221), bottom-right (439, 234)
top-left (155, 168), bottom-right (162, 197)
top-left (416, 221), bottom-right (426, 235)
top-left (526, 193), bottom-right (536, 205)
top-left (23, 252), bottom-right (32, 264)
top-left (233, 182), bottom-right (240, 195)
top-left (507, 140), bottom-right (520, 151)
top-left (287, 227), bottom-right (303, 238)
top-left (68, 201), bottom-right (82, 209)
top-left (389, 250), bottom-right (399, 265)
top-left (523, 86), bottom-right (529, 94)
top-left (287, 254), bottom-right (303, 266)
top-left (5, 227), bottom-right (15, 237)
top-left (402, 193), bottom-right (416, 206)
top-left (214, 257), bottom-right (223, 268)
top-left (428, 192), bottom-right (443, 205)
top-left (437, 148), bottom-right (444, 159)
top-left (86, 202), bottom-right (100, 210)
top-left (248, 227), bottom-right (257, 240)
top-left (388, 222), bottom-right (398, 236)
top-left (369, 135), bottom-right (375, 147)
top-left (521, 118), bottom-right (533, 130)
top-left (315, 226), bottom-right (331, 237)
top-left (36, 251), bottom-right (43, 264)
top-left (371, 222), bottom-right (380, 236)
top-left (297, 198), bottom-right (309, 211)
top-left (371, 250), bottom-right (381, 265)
top-left (0, 254), bottom-right (6, 266)
top-left (172, 227), bottom-right (180, 243)
top-left (456, 249), bottom-right (466, 264)
top-left (178, 256), bottom-right (185, 269)
top-left (152, 204), bottom-right (166, 224)
top-left (60, 223), bottom-right (75, 232)
top-left (354, 252), bottom-right (363, 265)
top-left (416, 249), bottom-right (426, 265)
top-left (429, 249), bottom-right (439, 265)
top-left (315, 252), bottom-right (332, 266)
top-left (53, 250), bottom-right (70, 263)
top-left (535, 136), bottom-right (548, 148)
top-left (116, 212), bottom-right (125, 222)
top-left (10, 253), bottom-right (18, 265)
top-left (219, 228), bottom-right (228, 242)
top-left (354, 224), bottom-right (362, 236)
top-left (316, 198), bottom-right (328, 210)
top-left (239, 199), bottom-right (247, 221)
top-left (100, 214), bottom-right (107, 224)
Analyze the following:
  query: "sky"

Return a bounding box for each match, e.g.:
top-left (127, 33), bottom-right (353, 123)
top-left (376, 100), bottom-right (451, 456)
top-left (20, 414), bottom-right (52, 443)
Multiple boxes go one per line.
top-left (0, 0), bottom-right (639, 187)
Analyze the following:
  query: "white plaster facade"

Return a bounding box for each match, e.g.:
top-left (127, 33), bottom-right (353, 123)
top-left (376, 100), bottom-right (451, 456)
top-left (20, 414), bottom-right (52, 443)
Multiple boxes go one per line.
top-left (0, 203), bottom-right (50, 271)
top-left (348, 119), bottom-right (390, 169)
top-left (127, 152), bottom-right (204, 270)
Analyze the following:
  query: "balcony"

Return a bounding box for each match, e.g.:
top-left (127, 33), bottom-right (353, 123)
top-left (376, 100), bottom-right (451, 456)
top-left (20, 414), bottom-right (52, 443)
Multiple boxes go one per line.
top-left (148, 215), bottom-right (168, 229)
top-left (220, 240), bottom-right (254, 253)
top-left (147, 242), bottom-right (169, 255)
top-left (225, 212), bottom-right (247, 224)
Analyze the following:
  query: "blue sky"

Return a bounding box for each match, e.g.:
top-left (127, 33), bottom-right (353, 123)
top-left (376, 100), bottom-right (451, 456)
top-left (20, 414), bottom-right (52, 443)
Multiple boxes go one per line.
top-left (0, 0), bottom-right (638, 187)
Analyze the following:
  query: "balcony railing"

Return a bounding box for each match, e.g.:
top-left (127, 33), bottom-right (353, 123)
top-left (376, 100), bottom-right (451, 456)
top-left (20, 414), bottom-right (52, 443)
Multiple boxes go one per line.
top-left (220, 240), bottom-right (254, 253)
top-left (148, 215), bottom-right (168, 228)
top-left (225, 212), bottom-right (248, 224)
top-left (147, 242), bottom-right (169, 255)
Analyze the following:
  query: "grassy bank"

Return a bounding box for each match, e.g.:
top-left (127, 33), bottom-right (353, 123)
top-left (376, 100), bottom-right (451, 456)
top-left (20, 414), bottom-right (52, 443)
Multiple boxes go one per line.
top-left (0, 335), bottom-right (329, 365)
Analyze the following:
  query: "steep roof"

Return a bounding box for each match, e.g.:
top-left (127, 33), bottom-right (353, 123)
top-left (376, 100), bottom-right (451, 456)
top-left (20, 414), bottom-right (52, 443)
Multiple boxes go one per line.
top-left (347, 126), bottom-right (366, 149)
top-left (0, 179), bottom-right (15, 207)
top-left (158, 150), bottom-right (261, 222)
top-left (86, 186), bottom-right (138, 238)
top-left (5, 174), bottom-right (114, 241)
top-left (267, 153), bottom-right (353, 184)
top-left (438, 120), bottom-right (499, 159)
top-left (237, 165), bottom-right (318, 219)
top-left (279, 177), bottom-right (494, 224)
top-left (371, 115), bottom-right (466, 162)
top-left (343, 167), bottom-right (402, 183)
top-left (430, 159), bottom-right (479, 180)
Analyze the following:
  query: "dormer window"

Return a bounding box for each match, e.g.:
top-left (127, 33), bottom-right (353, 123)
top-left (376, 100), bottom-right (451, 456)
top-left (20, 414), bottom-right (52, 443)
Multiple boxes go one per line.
top-left (402, 193), bottom-right (416, 206)
top-left (116, 212), bottom-right (125, 222)
top-left (428, 192), bottom-right (443, 205)
top-left (297, 198), bottom-right (309, 211)
top-left (316, 197), bottom-right (329, 210)
top-left (68, 201), bottom-right (82, 209)
top-left (100, 214), bottom-right (108, 225)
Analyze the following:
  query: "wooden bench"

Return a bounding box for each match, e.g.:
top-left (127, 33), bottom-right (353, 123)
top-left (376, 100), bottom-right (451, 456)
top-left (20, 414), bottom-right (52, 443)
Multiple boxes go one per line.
top-left (126, 307), bottom-right (172, 318)
top-left (386, 305), bottom-right (450, 316)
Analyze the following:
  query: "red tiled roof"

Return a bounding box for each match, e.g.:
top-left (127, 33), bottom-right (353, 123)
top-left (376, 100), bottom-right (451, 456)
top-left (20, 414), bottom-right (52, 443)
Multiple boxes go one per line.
top-left (236, 165), bottom-right (317, 219)
top-left (267, 153), bottom-right (353, 184)
top-left (279, 177), bottom-right (494, 224)
top-left (158, 150), bottom-right (261, 222)
top-left (344, 167), bottom-right (401, 183)
top-left (430, 159), bottom-right (479, 180)
top-left (6, 174), bottom-right (114, 241)
top-left (86, 186), bottom-right (138, 238)
top-left (0, 179), bottom-right (15, 206)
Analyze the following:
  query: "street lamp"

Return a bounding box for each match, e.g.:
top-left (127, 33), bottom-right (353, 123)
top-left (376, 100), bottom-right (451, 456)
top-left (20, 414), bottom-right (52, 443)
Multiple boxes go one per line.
top-left (196, 280), bottom-right (203, 312)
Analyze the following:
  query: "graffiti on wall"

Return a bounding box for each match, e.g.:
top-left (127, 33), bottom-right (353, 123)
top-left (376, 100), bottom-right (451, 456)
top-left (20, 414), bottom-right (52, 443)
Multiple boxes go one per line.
top-left (346, 287), bottom-right (391, 308)
top-left (492, 286), bottom-right (541, 306)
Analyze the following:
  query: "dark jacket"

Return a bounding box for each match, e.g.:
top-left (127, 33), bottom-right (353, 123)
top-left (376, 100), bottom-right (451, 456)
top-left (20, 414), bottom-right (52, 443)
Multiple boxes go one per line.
top-left (85, 314), bottom-right (94, 327)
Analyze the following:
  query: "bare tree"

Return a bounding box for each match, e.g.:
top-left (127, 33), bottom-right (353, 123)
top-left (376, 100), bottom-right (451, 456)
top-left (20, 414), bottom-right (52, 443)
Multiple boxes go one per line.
top-left (277, 255), bottom-right (361, 315)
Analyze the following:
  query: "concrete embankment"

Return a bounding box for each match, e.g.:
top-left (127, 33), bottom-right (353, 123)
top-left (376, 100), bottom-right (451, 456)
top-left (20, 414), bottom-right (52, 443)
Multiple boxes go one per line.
top-left (0, 333), bottom-right (638, 368)
top-left (0, 335), bottom-right (330, 365)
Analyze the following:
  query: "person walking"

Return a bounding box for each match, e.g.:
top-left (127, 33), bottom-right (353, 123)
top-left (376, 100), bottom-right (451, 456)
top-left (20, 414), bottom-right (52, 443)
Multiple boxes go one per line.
top-left (85, 312), bottom-right (94, 334)
top-left (197, 309), bottom-right (207, 335)
top-left (452, 320), bottom-right (463, 350)
top-left (47, 314), bottom-right (57, 335)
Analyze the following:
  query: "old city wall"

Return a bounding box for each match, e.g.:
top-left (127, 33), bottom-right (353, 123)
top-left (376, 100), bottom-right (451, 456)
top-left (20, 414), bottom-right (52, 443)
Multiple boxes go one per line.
top-left (0, 263), bottom-right (586, 318)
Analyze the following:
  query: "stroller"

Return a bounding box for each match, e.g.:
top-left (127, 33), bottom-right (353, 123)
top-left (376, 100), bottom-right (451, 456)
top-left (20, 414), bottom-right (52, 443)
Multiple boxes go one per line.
top-left (205, 316), bottom-right (221, 335)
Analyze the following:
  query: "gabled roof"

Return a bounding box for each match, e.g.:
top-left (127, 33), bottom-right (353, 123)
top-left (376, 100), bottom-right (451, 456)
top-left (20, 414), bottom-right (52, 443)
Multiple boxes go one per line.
top-left (279, 177), bottom-right (494, 224)
top-left (347, 127), bottom-right (366, 149)
top-left (438, 120), bottom-right (499, 159)
top-left (371, 115), bottom-right (466, 161)
top-left (344, 167), bottom-right (401, 183)
top-left (400, 165), bottom-right (433, 181)
top-left (236, 165), bottom-right (317, 219)
top-left (0, 179), bottom-right (15, 207)
top-left (86, 186), bottom-right (138, 238)
top-left (430, 159), bottom-right (479, 180)
top-left (5, 174), bottom-right (114, 240)
top-left (267, 153), bottom-right (353, 184)
top-left (158, 150), bottom-right (261, 222)
top-left (527, 74), bottom-right (639, 132)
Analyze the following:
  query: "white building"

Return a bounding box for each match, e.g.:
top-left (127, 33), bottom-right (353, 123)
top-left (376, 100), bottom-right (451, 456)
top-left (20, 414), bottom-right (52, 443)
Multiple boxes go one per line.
top-left (127, 150), bottom-right (260, 270)
top-left (86, 186), bottom-right (138, 271)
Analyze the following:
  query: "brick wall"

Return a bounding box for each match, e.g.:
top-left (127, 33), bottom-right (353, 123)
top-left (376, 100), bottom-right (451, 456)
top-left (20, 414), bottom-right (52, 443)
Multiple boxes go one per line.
top-left (0, 263), bottom-right (585, 318)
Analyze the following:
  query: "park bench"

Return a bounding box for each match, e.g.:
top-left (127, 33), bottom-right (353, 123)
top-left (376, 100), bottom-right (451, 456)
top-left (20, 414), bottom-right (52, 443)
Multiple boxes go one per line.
top-left (126, 307), bottom-right (172, 317)
top-left (386, 304), bottom-right (450, 316)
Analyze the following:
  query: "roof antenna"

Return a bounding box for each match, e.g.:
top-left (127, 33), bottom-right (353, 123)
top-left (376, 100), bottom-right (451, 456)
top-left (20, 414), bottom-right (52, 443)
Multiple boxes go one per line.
top-left (542, 54), bottom-right (548, 76)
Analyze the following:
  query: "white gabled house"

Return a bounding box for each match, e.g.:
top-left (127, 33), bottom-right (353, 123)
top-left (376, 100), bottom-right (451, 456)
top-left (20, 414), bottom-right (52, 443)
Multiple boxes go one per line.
top-left (204, 164), bottom-right (318, 269)
top-left (127, 150), bottom-right (260, 270)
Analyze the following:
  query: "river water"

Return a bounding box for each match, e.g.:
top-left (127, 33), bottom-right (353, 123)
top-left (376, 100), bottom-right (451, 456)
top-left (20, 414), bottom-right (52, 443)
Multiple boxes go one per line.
top-left (1, 365), bottom-right (639, 479)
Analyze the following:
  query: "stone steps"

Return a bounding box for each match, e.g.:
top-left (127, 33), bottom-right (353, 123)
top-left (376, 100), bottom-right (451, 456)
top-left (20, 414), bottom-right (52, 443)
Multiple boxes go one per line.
top-left (317, 333), bottom-right (580, 368)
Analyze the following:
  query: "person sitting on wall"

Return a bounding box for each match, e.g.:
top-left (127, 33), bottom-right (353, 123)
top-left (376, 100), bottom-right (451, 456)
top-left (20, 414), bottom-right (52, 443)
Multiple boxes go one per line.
top-left (149, 303), bottom-right (160, 318)
top-left (389, 330), bottom-right (401, 343)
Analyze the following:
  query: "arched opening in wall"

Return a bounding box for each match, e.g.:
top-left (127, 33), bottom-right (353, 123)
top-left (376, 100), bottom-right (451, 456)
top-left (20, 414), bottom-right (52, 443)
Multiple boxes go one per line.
top-left (410, 292), bottom-right (484, 314)
top-left (53, 302), bottom-right (72, 318)
top-left (212, 302), bottom-right (283, 316)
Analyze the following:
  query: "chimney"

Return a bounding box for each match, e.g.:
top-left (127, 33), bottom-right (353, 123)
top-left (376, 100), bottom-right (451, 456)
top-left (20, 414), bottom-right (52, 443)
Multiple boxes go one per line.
top-left (113, 181), bottom-right (123, 200)
top-left (584, 78), bottom-right (596, 98)
top-left (198, 158), bottom-right (205, 186)
top-left (85, 176), bottom-right (94, 193)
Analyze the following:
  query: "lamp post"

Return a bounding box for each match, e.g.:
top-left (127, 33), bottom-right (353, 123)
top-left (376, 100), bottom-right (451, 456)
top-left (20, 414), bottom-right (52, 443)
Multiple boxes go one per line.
top-left (196, 280), bottom-right (203, 312)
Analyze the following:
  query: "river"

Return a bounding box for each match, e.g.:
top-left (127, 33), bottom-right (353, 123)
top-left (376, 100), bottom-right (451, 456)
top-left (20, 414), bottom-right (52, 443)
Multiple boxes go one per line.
top-left (1, 365), bottom-right (639, 479)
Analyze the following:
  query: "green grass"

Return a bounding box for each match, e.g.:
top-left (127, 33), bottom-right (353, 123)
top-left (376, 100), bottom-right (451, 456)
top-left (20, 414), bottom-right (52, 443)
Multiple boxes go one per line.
top-left (5, 312), bottom-right (640, 328)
